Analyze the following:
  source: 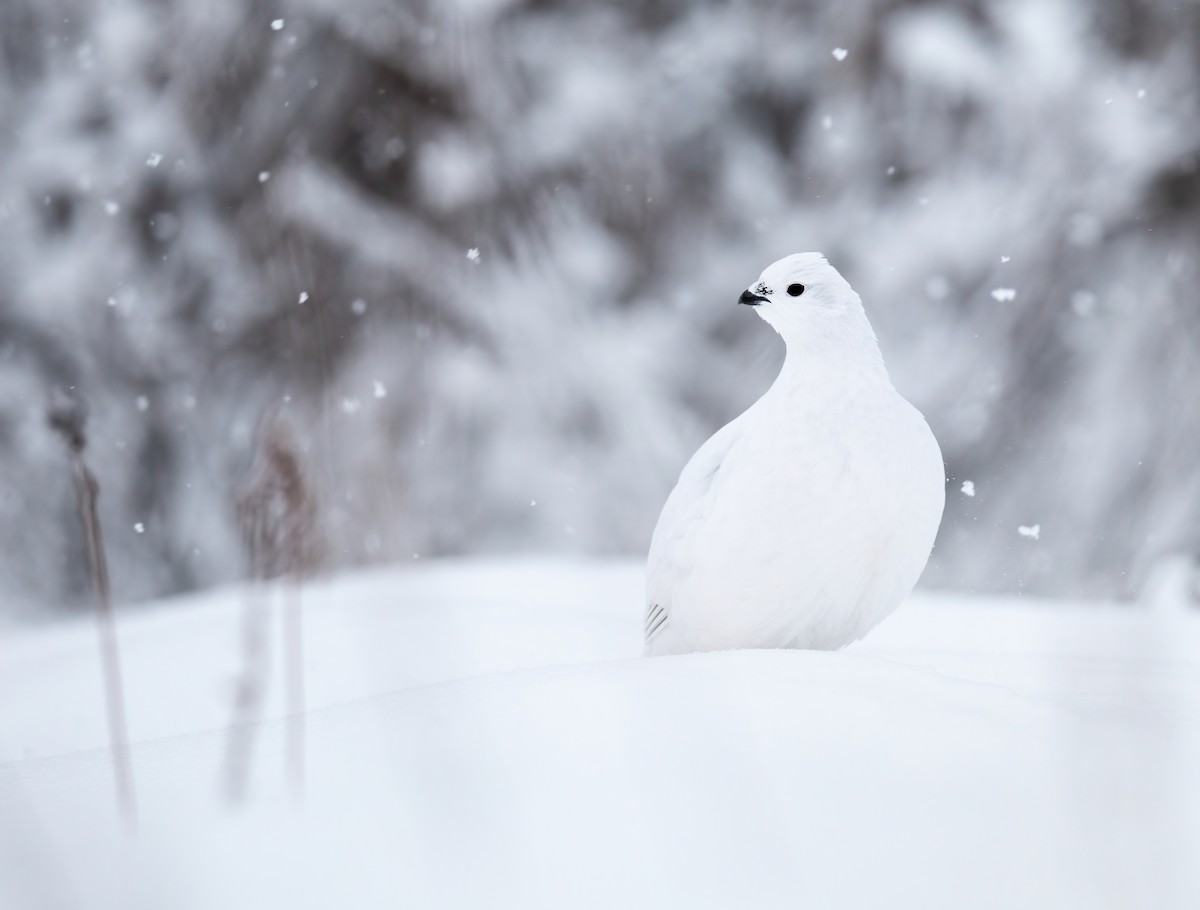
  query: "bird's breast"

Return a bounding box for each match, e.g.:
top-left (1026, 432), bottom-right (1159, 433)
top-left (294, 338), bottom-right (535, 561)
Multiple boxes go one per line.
top-left (669, 392), bottom-right (943, 650)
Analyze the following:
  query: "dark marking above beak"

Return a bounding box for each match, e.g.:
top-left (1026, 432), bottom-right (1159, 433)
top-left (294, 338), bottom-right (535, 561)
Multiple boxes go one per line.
top-left (739, 289), bottom-right (768, 306)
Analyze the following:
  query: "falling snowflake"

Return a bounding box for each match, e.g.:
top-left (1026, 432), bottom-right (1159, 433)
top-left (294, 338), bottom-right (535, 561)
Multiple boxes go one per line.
top-left (104, 201), bottom-right (120, 215)
top-left (1018, 524), bottom-right (1041, 541)
top-left (298, 291), bottom-right (309, 304)
top-left (340, 397), bottom-right (361, 415)
top-left (351, 298), bottom-right (367, 315)
top-left (1000, 255), bottom-right (1011, 263)
top-left (146, 152), bottom-right (163, 168)
top-left (136, 395), bottom-right (149, 412)
top-left (991, 288), bottom-right (1017, 302)
top-left (466, 248), bottom-right (481, 262)
top-left (821, 115), bottom-right (833, 130)
top-left (258, 171), bottom-right (271, 183)
top-left (270, 19), bottom-right (284, 31)
top-left (1071, 290), bottom-right (1097, 317)
top-left (832, 48), bottom-right (848, 61)
top-left (373, 380), bottom-right (387, 399)
top-left (134, 522), bottom-right (145, 534)
top-left (961, 480), bottom-right (975, 497)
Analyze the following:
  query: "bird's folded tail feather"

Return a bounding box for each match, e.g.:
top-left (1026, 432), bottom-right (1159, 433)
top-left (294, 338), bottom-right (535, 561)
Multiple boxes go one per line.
top-left (644, 602), bottom-right (669, 642)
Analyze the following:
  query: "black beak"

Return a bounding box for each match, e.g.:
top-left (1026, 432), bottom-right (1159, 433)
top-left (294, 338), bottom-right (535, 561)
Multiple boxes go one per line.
top-left (739, 289), bottom-right (768, 307)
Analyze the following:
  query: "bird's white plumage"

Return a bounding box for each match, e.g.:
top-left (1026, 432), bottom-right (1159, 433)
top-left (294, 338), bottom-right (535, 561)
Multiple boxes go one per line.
top-left (645, 253), bottom-right (944, 655)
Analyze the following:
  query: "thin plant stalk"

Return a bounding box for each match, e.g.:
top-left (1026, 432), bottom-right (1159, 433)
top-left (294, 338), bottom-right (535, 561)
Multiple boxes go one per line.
top-left (226, 409), bottom-right (321, 805)
top-left (223, 580), bottom-right (271, 803)
top-left (50, 398), bottom-right (137, 829)
top-left (283, 580), bottom-right (305, 799)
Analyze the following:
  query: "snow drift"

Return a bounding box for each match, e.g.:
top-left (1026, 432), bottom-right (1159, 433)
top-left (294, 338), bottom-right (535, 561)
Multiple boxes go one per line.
top-left (1, 561), bottom-right (1198, 908)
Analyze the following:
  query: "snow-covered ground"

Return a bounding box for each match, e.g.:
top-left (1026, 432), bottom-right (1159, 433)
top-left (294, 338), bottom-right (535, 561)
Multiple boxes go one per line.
top-left (2, 561), bottom-right (1198, 908)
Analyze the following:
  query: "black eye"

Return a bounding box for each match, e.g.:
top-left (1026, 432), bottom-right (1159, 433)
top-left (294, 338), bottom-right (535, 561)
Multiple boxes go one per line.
top-left (787, 283), bottom-right (805, 297)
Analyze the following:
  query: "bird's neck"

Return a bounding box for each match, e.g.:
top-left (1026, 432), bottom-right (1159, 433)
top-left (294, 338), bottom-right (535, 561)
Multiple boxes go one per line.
top-left (767, 330), bottom-right (891, 409)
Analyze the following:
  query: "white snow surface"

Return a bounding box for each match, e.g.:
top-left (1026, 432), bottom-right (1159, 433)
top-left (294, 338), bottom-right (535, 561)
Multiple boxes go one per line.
top-left (2, 560), bottom-right (1199, 909)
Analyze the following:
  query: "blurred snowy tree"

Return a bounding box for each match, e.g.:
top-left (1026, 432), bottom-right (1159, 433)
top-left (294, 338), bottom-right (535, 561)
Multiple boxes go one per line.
top-left (0, 0), bottom-right (1197, 612)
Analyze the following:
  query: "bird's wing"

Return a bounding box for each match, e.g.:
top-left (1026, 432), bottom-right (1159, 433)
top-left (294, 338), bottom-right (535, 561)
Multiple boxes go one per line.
top-left (645, 413), bottom-right (748, 648)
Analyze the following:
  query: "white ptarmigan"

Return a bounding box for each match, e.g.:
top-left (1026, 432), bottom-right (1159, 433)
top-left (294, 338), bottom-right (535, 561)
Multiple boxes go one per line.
top-left (644, 253), bottom-right (944, 656)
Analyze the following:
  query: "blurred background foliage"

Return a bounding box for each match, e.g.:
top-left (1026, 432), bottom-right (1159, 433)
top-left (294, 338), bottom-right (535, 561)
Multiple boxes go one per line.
top-left (1, 0), bottom-right (1198, 615)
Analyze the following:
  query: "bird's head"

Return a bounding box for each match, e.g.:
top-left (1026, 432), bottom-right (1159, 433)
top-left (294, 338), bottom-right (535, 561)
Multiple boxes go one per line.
top-left (738, 253), bottom-right (879, 355)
